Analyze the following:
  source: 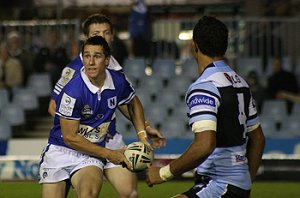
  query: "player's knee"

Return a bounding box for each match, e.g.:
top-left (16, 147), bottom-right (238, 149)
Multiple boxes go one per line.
top-left (119, 188), bottom-right (138, 198)
top-left (77, 188), bottom-right (99, 198)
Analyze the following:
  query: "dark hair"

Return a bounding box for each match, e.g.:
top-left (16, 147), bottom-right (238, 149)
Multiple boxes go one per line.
top-left (82, 14), bottom-right (113, 36)
top-left (193, 16), bottom-right (228, 57)
top-left (81, 36), bottom-right (111, 57)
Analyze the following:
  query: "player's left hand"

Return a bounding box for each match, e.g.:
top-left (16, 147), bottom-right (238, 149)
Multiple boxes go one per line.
top-left (139, 137), bottom-right (153, 150)
top-left (145, 122), bottom-right (166, 149)
top-left (146, 165), bottom-right (165, 186)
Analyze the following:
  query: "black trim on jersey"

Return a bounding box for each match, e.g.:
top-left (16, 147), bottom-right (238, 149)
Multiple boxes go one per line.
top-left (190, 111), bottom-right (217, 118)
top-left (248, 113), bottom-right (258, 121)
top-left (187, 88), bottom-right (221, 101)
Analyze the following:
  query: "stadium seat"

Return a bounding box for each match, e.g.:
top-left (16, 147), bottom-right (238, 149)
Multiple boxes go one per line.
top-left (138, 75), bottom-right (164, 95)
top-left (2, 103), bottom-right (26, 127)
top-left (291, 103), bottom-right (300, 116)
top-left (0, 118), bottom-right (12, 140)
top-left (260, 99), bottom-right (288, 123)
top-left (123, 58), bottom-right (147, 80)
top-left (155, 89), bottom-right (182, 110)
top-left (12, 88), bottom-right (39, 111)
top-left (161, 117), bottom-right (188, 138)
top-left (166, 75), bottom-right (191, 96)
top-left (144, 103), bottom-right (168, 127)
top-left (279, 115), bottom-right (300, 137)
top-left (259, 115), bottom-right (278, 137)
top-left (236, 57), bottom-right (263, 79)
top-left (152, 58), bottom-right (176, 79)
top-left (135, 88), bottom-right (153, 107)
top-left (0, 89), bottom-right (10, 110)
top-left (27, 73), bottom-right (52, 97)
top-left (180, 58), bottom-right (198, 79)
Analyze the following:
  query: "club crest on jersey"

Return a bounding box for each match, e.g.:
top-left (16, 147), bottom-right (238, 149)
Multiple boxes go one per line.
top-left (107, 96), bottom-right (117, 109)
top-left (81, 105), bottom-right (93, 118)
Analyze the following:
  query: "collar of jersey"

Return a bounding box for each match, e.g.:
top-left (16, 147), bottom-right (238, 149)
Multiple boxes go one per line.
top-left (81, 68), bottom-right (115, 94)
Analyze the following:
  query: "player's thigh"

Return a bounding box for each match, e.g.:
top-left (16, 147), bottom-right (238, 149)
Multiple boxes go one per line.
top-left (104, 166), bottom-right (137, 192)
top-left (71, 166), bottom-right (103, 198)
top-left (42, 181), bottom-right (67, 198)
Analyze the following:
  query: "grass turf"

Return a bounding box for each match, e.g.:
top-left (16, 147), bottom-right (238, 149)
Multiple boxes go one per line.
top-left (0, 181), bottom-right (299, 197)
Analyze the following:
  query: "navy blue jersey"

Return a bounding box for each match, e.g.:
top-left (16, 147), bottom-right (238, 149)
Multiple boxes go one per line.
top-left (186, 60), bottom-right (259, 190)
top-left (48, 68), bottom-right (135, 148)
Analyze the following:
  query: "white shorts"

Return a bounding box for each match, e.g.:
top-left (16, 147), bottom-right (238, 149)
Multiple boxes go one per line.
top-left (39, 144), bottom-right (105, 184)
top-left (104, 133), bottom-right (126, 169)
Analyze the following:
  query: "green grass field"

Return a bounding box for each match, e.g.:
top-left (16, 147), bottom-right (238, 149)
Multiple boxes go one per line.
top-left (0, 181), bottom-right (299, 198)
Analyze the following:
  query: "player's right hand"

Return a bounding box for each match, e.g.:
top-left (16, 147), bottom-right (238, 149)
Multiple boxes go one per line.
top-left (107, 147), bottom-right (132, 170)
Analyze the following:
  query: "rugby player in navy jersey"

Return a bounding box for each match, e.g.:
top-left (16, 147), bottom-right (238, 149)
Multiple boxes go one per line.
top-left (47, 14), bottom-right (166, 198)
top-left (146, 16), bottom-right (265, 198)
top-left (39, 36), bottom-right (152, 198)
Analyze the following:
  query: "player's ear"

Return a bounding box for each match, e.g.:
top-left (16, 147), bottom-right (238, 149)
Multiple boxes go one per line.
top-left (191, 41), bottom-right (199, 55)
top-left (105, 56), bottom-right (110, 67)
top-left (192, 41), bottom-right (198, 53)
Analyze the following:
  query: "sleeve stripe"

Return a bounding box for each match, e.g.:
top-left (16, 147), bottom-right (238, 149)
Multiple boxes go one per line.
top-left (187, 88), bottom-right (221, 102)
top-left (189, 111), bottom-right (217, 118)
top-left (248, 113), bottom-right (258, 121)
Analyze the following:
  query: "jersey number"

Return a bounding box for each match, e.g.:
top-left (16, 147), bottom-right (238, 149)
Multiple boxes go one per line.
top-left (237, 93), bottom-right (247, 138)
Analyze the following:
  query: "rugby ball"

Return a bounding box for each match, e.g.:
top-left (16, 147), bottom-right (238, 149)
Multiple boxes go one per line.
top-left (124, 141), bottom-right (154, 172)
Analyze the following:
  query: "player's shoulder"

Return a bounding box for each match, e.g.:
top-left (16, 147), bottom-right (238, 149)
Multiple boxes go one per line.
top-left (107, 68), bottom-right (126, 79)
top-left (67, 56), bottom-right (83, 70)
top-left (63, 72), bottom-right (83, 90)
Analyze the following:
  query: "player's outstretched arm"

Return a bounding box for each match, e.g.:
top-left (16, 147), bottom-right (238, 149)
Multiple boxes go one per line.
top-left (146, 131), bottom-right (215, 186)
top-left (60, 117), bottom-right (131, 169)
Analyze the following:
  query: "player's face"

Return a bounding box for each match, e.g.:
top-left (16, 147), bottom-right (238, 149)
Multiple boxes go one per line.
top-left (88, 23), bottom-right (114, 47)
top-left (82, 44), bottom-right (109, 80)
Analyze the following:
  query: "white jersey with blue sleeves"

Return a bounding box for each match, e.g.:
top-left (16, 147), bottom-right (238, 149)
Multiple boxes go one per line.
top-left (185, 60), bottom-right (259, 190)
top-left (48, 68), bottom-right (135, 148)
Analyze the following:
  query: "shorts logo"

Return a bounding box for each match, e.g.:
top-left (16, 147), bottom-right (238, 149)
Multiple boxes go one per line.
top-left (42, 171), bottom-right (48, 179)
top-left (107, 96), bottom-right (117, 109)
top-left (188, 94), bottom-right (216, 109)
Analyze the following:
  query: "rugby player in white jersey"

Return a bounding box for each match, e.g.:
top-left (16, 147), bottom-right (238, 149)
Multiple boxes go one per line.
top-left (40, 36), bottom-right (147, 198)
top-left (146, 16), bottom-right (265, 198)
top-left (48, 14), bottom-right (166, 198)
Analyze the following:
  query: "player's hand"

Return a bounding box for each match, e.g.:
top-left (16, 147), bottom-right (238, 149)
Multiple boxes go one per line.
top-left (145, 122), bottom-right (166, 149)
top-left (139, 137), bottom-right (153, 150)
top-left (107, 147), bottom-right (132, 170)
top-left (106, 133), bottom-right (113, 142)
top-left (146, 165), bottom-right (165, 186)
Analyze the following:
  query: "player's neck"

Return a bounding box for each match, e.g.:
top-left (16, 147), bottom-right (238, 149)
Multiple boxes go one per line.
top-left (89, 72), bottom-right (106, 89)
top-left (198, 55), bottom-right (222, 74)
